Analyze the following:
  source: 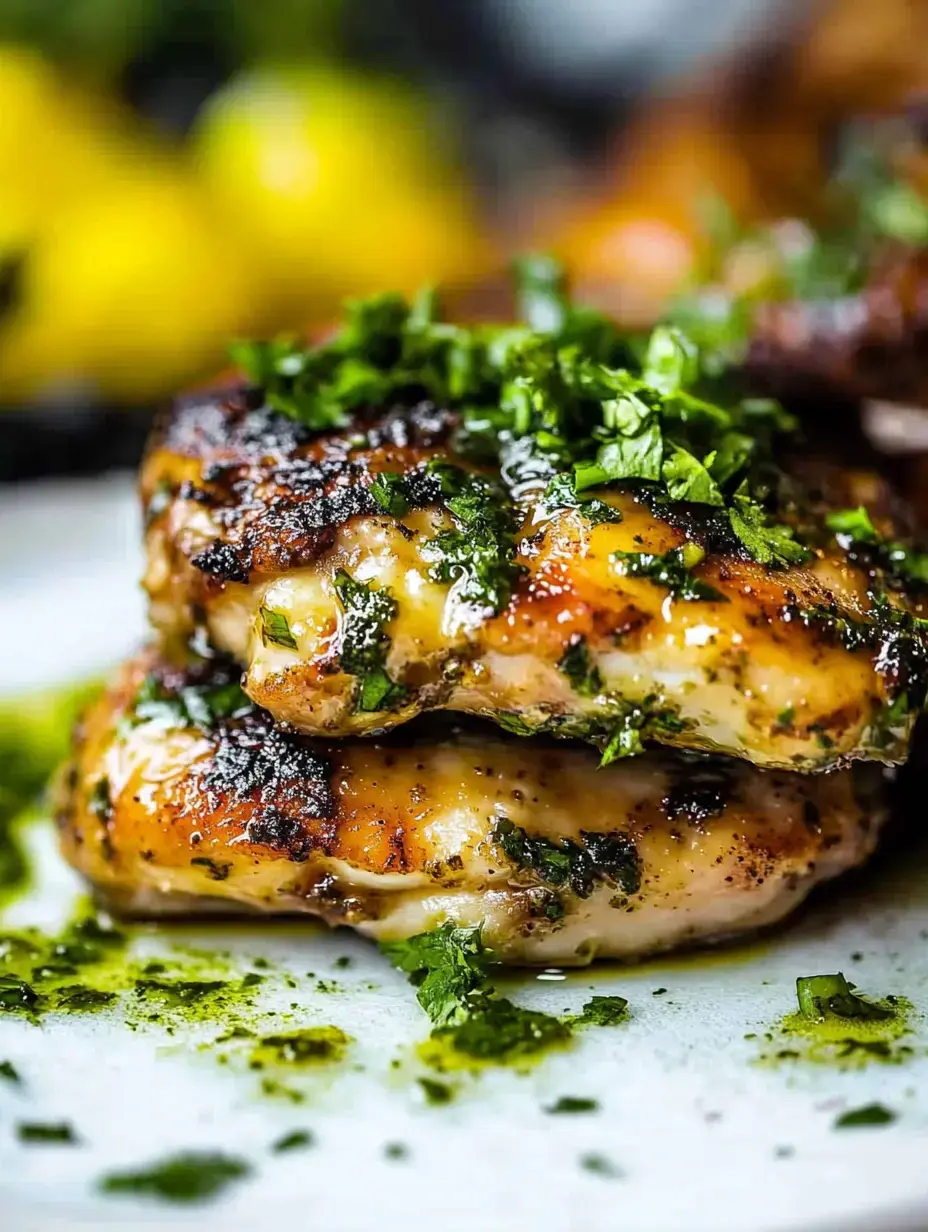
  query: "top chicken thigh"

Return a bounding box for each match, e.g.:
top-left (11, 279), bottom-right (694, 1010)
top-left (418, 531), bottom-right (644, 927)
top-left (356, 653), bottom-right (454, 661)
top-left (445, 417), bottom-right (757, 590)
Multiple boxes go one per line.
top-left (141, 277), bottom-right (928, 770)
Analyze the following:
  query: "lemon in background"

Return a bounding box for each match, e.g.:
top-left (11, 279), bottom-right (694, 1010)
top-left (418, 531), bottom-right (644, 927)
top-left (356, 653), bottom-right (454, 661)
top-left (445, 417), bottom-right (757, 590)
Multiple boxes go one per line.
top-left (192, 66), bottom-right (494, 321)
top-left (0, 167), bottom-right (256, 404)
top-left (0, 45), bottom-right (257, 403)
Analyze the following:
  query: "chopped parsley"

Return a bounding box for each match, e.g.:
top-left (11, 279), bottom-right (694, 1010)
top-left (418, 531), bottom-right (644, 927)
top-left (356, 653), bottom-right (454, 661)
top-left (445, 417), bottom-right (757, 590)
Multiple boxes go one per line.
top-left (826, 506), bottom-right (879, 542)
top-left (493, 819), bottom-right (641, 898)
top-left (421, 463), bottom-right (523, 619)
top-left (380, 922), bottom-right (486, 1027)
top-left (436, 997), bottom-right (571, 1062)
top-left (796, 973), bottom-right (893, 1022)
top-left (569, 996), bottom-right (629, 1027)
top-left (545, 1096), bottom-right (599, 1115)
top-left (612, 543), bottom-right (726, 602)
top-left (100, 1151), bottom-right (251, 1203)
top-left (538, 472), bottom-right (621, 527)
top-left (381, 924), bottom-right (629, 1065)
top-left (417, 1076), bottom-right (455, 1105)
top-left (579, 1152), bottom-right (623, 1179)
top-left (557, 636), bottom-right (603, 697)
top-left (0, 1058), bottom-right (20, 1082)
top-left (271, 1130), bottom-right (314, 1153)
top-left (17, 1122), bottom-right (78, 1144)
top-left (231, 263), bottom-right (808, 574)
top-left (130, 674), bottom-right (251, 732)
top-left (599, 701), bottom-right (688, 766)
top-left (332, 570), bottom-right (406, 713)
top-left (259, 606), bottom-right (298, 650)
top-left (834, 1103), bottom-right (897, 1129)
top-left (728, 486), bottom-right (811, 567)
top-left (826, 505), bottom-right (928, 592)
top-left (369, 471), bottom-right (410, 517)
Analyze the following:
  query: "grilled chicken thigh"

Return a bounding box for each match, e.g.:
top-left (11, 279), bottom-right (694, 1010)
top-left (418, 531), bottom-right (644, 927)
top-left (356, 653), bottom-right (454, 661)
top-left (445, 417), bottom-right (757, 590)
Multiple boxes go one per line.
top-left (142, 388), bottom-right (928, 771)
top-left (59, 652), bottom-right (886, 965)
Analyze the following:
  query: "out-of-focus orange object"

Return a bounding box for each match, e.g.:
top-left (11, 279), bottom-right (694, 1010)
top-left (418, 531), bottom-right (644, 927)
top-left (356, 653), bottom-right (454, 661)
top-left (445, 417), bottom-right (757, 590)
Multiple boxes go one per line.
top-left (191, 66), bottom-right (496, 322)
top-left (554, 0), bottom-right (928, 324)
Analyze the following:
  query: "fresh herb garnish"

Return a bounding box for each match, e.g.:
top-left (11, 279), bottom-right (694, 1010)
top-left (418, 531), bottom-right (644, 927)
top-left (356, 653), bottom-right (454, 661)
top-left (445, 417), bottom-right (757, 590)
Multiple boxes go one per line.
top-left (259, 607), bottom-right (298, 650)
top-left (271, 1130), bottom-right (314, 1153)
top-left (17, 1122), bottom-right (78, 1144)
top-left (612, 543), bottom-right (726, 602)
top-left (728, 485), bottom-right (811, 566)
top-left (421, 463), bottom-right (523, 621)
top-left (545, 1096), bottom-right (599, 1114)
top-left (493, 819), bottom-right (641, 898)
top-left (599, 701), bottom-right (688, 766)
top-left (417, 1076), bottom-right (455, 1105)
top-left (232, 264), bottom-right (806, 571)
top-left (436, 997), bottom-right (572, 1061)
top-left (796, 973), bottom-right (893, 1022)
top-left (557, 636), bottom-right (603, 697)
top-left (834, 1103), bottom-right (897, 1129)
top-left (100, 1151), bottom-right (251, 1203)
top-left (826, 506), bottom-right (928, 592)
top-left (332, 570), bottom-right (406, 712)
top-left (380, 923), bottom-right (486, 1027)
top-left (0, 1058), bottom-right (20, 1082)
top-left (569, 996), bottom-right (629, 1027)
top-left (130, 674), bottom-right (251, 731)
top-left (537, 472), bottom-right (620, 527)
top-left (369, 471), bottom-right (410, 517)
top-left (579, 1152), bottom-right (623, 1179)
top-left (381, 924), bottom-right (629, 1065)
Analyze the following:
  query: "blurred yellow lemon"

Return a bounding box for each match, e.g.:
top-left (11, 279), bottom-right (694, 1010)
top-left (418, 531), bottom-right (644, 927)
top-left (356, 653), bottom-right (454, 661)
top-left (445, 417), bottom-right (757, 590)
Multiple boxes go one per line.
top-left (192, 66), bottom-right (494, 318)
top-left (0, 44), bottom-right (154, 243)
top-left (0, 169), bottom-right (255, 403)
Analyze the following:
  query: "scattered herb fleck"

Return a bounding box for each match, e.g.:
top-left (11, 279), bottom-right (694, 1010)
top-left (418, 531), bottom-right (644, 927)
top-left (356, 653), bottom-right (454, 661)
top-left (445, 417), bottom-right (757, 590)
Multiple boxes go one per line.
top-left (100, 1151), bottom-right (251, 1203)
top-left (271, 1130), bottom-right (314, 1153)
top-left (333, 570), bottom-right (406, 712)
top-left (259, 607), bottom-right (298, 650)
top-left (418, 1076), bottom-right (455, 1105)
top-left (579, 1152), bottom-right (623, 1179)
top-left (17, 1122), bottom-right (77, 1144)
top-left (834, 1103), bottom-right (897, 1129)
top-left (545, 1096), bottom-right (599, 1115)
top-left (612, 544), bottom-right (726, 602)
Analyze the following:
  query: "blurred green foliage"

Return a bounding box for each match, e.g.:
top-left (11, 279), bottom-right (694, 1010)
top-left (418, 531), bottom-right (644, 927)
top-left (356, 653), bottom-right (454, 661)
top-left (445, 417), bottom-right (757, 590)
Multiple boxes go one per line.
top-left (0, 0), bottom-right (343, 78)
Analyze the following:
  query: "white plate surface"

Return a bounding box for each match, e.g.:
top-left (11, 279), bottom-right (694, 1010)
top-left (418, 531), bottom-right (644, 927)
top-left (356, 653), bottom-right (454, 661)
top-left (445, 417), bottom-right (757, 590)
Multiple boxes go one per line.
top-left (1, 477), bottom-right (928, 1232)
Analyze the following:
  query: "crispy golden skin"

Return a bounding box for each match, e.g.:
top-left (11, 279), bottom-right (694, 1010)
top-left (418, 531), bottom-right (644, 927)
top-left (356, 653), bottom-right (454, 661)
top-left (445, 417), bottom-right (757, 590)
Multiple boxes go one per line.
top-left (141, 390), bottom-right (927, 771)
top-left (58, 652), bottom-right (886, 965)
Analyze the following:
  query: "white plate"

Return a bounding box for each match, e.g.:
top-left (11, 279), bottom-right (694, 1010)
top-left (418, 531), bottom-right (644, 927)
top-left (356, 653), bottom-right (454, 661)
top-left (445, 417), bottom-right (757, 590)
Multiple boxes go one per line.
top-left (2, 477), bottom-right (928, 1232)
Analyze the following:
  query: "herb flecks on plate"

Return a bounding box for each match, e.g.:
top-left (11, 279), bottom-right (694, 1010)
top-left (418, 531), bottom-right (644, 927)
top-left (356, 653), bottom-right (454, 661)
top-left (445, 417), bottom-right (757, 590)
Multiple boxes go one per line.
top-left (381, 922), bottom-right (628, 1070)
top-left (756, 973), bottom-right (915, 1069)
top-left (834, 1103), bottom-right (898, 1129)
top-left (100, 1151), bottom-right (251, 1203)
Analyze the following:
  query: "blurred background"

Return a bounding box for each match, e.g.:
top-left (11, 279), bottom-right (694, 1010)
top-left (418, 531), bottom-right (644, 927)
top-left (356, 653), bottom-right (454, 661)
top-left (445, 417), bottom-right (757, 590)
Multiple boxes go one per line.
top-left (2, 0), bottom-right (928, 483)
